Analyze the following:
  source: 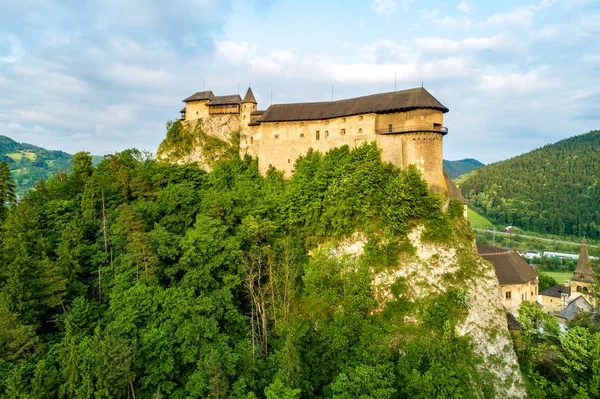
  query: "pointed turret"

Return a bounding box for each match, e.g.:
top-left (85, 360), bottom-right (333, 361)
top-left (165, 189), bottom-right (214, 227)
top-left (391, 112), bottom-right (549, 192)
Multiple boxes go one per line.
top-left (573, 238), bottom-right (594, 283)
top-left (242, 87), bottom-right (257, 104)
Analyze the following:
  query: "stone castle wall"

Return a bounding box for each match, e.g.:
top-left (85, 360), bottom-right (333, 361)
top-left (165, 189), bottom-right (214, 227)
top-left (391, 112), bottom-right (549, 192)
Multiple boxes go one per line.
top-left (177, 100), bottom-right (446, 190)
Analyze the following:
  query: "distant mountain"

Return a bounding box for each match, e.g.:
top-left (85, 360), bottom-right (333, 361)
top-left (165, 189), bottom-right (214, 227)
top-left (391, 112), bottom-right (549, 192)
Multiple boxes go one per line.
top-left (443, 158), bottom-right (484, 179)
top-left (0, 135), bottom-right (101, 196)
top-left (457, 130), bottom-right (600, 238)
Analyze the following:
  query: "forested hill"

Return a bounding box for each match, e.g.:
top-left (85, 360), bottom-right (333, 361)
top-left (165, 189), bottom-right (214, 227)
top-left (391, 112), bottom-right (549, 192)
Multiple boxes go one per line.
top-left (0, 143), bottom-right (520, 397)
top-left (0, 135), bottom-right (101, 196)
top-left (458, 130), bottom-right (600, 238)
top-left (443, 158), bottom-right (484, 179)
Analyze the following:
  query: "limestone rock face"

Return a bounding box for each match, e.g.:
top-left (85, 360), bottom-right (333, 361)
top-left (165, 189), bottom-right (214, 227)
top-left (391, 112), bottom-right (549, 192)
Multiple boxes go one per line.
top-left (156, 115), bottom-right (240, 171)
top-left (336, 226), bottom-right (526, 399)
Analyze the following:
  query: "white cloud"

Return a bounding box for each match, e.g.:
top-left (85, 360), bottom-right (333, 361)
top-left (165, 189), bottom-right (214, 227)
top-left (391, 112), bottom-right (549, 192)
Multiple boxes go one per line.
top-left (479, 8), bottom-right (534, 27)
top-left (107, 64), bottom-right (172, 86)
top-left (477, 67), bottom-right (558, 94)
top-left (458, 1), bottom-right (471, 13)
top-left (416, 34), bottom-right (513, 54)
top-left (434, 16), bottom-right (472, 28)
top-left (217, 40), bottom-right (252, 63)
top-left (371, 0), bottom-right (397, 17)
top-left (359, 39), bottom-right (415, 63)
top-left (532, 25), bottom-right (560, 39)
top-left (0, 34), bottom-right (25, 64)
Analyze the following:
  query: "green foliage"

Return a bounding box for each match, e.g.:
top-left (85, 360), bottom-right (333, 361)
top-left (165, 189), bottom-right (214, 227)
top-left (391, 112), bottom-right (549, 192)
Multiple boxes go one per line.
top-left (459, 130), bottom-right (600, 237)
top-left (538, 273), bottom-right (559, 292)
top-left (158, 120), bottom-right (239, 166)
top-left (0, 142), bottom-right (487, 398)
top-left (0, 135), bottom-right (102, 198)
top-left (0, 161), bottom-right (16, 221)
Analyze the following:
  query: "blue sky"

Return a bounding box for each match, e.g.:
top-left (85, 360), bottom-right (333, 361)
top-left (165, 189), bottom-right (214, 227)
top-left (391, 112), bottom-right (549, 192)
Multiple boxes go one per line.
top-left (0, 0), bottom-right (599, 163)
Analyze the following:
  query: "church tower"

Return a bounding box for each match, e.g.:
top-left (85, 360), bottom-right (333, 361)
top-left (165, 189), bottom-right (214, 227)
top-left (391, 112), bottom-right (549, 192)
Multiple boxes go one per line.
top-left (241, 87), bottom-right (257, 128)
top-left (571, 238), bottom-right (595, 297)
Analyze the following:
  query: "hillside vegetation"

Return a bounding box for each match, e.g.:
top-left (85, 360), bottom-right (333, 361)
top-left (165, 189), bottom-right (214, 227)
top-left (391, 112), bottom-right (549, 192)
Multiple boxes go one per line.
top-left (0, 142), bottom-right (513, 398)
top-left (443, 158), bottom-right (484, 179)
top-left (0, 135), bottom-right (101, 196)
top-left (458, 130), bottom-right (600, 238)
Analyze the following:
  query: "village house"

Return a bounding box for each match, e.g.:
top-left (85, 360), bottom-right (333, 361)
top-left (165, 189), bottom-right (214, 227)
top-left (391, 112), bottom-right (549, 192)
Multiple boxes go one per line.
top-left (539, 239), bottom-right (596, 324)
top-left (477, 244), bottom-right (539, 315)
top-left (178, 86), bottom-right (450, 191)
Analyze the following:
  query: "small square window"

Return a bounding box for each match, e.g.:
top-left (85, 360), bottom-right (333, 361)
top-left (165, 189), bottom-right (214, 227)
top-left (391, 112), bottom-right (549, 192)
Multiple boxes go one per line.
top-left (505, 291), bottom-right (512, 299)
top-left (325, 131), bottom-right (329, 138)
top-left (275, 134), bottom-right (279, 139)
top-left (342, 118), bottom-right (346, 122)
top-left (300, 133), bottom-right (304, 138)
top-left (358, 116), bottom-right (363, 121)
top-left (358, 128), bottom-right (363, 133)
top-left (341, 129), bottom-right (346, 135)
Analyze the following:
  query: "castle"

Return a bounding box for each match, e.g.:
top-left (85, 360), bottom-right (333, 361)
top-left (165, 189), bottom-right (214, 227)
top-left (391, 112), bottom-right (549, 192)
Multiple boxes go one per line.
top-left (179, 86), bottom-right (449, 190)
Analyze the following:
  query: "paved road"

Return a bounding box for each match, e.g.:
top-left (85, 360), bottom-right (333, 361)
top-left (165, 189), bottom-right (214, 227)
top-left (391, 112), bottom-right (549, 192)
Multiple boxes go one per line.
top-left (472, 228), bottom-right (598, 248)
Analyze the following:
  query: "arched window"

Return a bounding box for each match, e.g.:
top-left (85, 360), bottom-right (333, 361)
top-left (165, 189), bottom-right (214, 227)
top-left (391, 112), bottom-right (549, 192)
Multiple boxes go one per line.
top-left (577, 286), bottom-right (582, 292)
top-left (584, 286), bottom-right (589, 292)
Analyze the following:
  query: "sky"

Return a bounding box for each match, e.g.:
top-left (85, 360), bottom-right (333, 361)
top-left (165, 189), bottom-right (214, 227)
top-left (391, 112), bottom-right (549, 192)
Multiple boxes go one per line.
top-left (0, 0), bottom-right (599, 163)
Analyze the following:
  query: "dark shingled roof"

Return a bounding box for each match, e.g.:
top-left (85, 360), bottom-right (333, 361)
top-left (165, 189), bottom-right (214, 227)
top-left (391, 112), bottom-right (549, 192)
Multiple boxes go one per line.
top-left (183, 91), bottom-right (214, 102)
top-left (257, 87), bottom-right (448, 123)
top-left (251, 110), bottom-right (265, 116)
top-left (573, 238), bottom-right (594, 283)
top-left (242, 87), bottom-right (257, 104)
top-left (207, 95), bottom-right (242, 106)
top-left (556, 295), bottom-right (593, 322)
top-left (540, 283), bottom-right (571, 298)
top-left (444, 172), bottom-right (467, 204)
top-left (477, 244), bottom-right (538, 285)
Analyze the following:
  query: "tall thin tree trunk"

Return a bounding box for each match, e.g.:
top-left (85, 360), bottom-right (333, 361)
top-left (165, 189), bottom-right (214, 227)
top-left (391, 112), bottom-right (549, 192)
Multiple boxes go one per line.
top-left (142, 247), bottom-right (149, 280)
top-left (98, 269), bottom-right (101, 302)
top-left (129, 377), bottom-right (136, 399)
top-left (102, 189), bottom-right (108, 253)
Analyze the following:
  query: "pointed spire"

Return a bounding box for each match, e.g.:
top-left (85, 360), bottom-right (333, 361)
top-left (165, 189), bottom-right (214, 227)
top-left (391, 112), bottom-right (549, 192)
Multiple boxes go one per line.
top-left (573, 238), bottom-right (594, 283)
top-left (242, 87), bottom-right (257, 104)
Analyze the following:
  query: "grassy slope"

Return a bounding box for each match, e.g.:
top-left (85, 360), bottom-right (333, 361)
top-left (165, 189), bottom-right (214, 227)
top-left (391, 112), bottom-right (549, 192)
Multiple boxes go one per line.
top-left (539, 270), bottom-right (572, 284)
top-left (1, 135), bottom-right (102, 196)
top-left (467, 207), bottom-right (494, 228)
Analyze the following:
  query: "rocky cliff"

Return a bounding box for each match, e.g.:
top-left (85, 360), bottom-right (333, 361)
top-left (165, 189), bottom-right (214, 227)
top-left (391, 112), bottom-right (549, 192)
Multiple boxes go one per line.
top-left (336, 222), bottom-right (526, 398)
top-left (156, 117), bottom-right (240, 170)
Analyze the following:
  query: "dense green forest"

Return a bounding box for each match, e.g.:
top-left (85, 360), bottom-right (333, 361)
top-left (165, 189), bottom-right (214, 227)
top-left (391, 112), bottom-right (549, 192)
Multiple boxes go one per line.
top-left (0, 135), bottom-right (101, 197)
top-left (443, 158), bottom-right (484, 179)
top-left (0, 140), bottom-right (495, 398)
top-left (458, 130), bottom-right (600, 238)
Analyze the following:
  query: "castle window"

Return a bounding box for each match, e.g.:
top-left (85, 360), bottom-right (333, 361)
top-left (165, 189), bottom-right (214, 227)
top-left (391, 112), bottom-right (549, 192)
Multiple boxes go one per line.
top-left (505, 291), bottom-right (511, 299)
top-left (358, 128), bottom-right (363, 133)
top-left (342, 118), bottom-right (346, 122)
top-left (243, 115), bottom-right (246, 120)
top-left (325, 131), bottom-right (329, 138)
top-left (196, 111), bottom-right (199, 115)
top-left (275, 134), bottom-right (279, 139)
top-left (341, 129), bottom-right (345, 135)
top-left (300, 133), bottom-right (304, 138)
top-left (316, 131), bottom-right (320, 140)
top-left (577, 286), bottom-right (582, 292)
top-left (288, 159), bottom-right (290, 163)
top-left (358, 116), bottom-right (363, 121)
top-left (584, 286), bottom-right (589, 292)
top-left (251, 137), bottom-right (254, 144)
top-left (325, 121), bottom-right (329, 125)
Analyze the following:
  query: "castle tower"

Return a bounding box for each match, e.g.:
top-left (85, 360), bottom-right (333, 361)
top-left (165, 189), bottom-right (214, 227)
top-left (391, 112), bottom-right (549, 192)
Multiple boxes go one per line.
top-left (241, 87), bottom-right (257, 128)
top-left (571, 238), bottom-right (595, 297)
